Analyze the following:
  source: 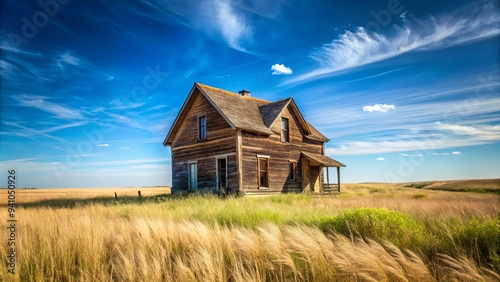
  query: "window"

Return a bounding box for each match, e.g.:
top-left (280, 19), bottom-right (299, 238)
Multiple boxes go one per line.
top-left (281, 117), bottom-right (289, 142)
top-left (258, 157), bottom-right (269, 188)
top-left (289, 162), bottom-right (296, 181)
top-left (188, 162), bottom-right (198, 190)
top-left (198, 116), bottom-right (206, 140)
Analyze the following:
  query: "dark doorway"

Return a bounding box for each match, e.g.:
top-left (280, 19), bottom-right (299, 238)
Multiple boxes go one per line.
top-left (217, 158), bottom-right (227, 191)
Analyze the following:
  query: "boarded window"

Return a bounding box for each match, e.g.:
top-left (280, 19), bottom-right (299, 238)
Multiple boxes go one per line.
top-left (188, 162), bottom-right (197, 190)
top-left (281, 117), bottom-right (289, 142)
top-left (258, 158), bottom-right (269, 188)
top-left (198, 116), bottom-right (206, 140)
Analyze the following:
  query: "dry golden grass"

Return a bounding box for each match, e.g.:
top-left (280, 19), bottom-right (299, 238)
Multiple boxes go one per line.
top-left (2, 187), bottom-right (170, 204)
top-left (1, 214), bottom-right (498, 282)
top-left (0, 183), bottom-right (499, 281)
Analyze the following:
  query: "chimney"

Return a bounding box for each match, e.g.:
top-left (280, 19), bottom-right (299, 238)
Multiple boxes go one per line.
top-left (238, 90), bottom-right (251, 97)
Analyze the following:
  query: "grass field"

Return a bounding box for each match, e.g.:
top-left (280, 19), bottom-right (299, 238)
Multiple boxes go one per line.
top-left (402, 179), bottom-right (500, 194)
top-left (1, 182), bottom-right (499, 281)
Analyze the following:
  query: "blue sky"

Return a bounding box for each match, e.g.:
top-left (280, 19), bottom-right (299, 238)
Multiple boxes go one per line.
top-left (1, 0), bottom-right (499, 188)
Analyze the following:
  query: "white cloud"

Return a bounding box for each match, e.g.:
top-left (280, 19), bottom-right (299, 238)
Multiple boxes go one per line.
top-left (97, 144), bottom-right (109, 147)
top-left (442, 153), bottom-right (450, 155)
top-left (119, 147), bottom-right (131, 150)
top-left (363, 104), bottom-right (396, 113)
top-left (376, 157), bottom-right (385, 161)
top-left (286, 1), bottom-right (500, 84)
top-left (432, 153), bottom-right (440, 155)
top-left (400, 153), bottom-right (423, 157)
top-left (271, 64), bottom-right (293, 75)
top-left (452, 151), bottom-right (461, 155)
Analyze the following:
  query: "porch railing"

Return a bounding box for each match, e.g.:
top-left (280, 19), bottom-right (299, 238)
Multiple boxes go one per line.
top-left (323, 183), bottom-right (339, 193)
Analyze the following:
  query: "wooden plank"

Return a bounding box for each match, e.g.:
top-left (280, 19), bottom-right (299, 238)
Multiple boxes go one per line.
top-left (170, 90), bottom-right (239, 192)
top-left (239, 105), bottom-right (325, 193)
top-left (236, 130), bottom-right (243, 190)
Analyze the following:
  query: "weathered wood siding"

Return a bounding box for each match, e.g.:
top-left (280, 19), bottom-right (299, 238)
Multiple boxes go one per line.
top-left (171, 89), bottom-right (236, 192)
top-left (240, 105), bottom-right (324, 193)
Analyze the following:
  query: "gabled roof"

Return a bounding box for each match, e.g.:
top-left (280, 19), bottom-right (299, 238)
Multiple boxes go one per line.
top-left (259, 98), bottom-right (292, 127)
top-left (198, 83), bottom-right (274, 135)
top-left (164, 82), bottom-right (331, 146)
top-left (304, 121), bottom-right (329, 142)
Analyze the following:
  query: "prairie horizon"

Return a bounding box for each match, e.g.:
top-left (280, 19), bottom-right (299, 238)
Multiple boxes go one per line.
top-left (3, 178), bottom-right (499, 188)
top-left (1, 180), bottom-right (499, 281)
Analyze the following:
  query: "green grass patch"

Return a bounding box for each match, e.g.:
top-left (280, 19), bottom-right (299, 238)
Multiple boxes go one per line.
top-left (453, 217), bottom-right (500, 271)
top-left (404, 182), bottom-right (432, 189)
top-left (315, 208), bottom-right (426, 248)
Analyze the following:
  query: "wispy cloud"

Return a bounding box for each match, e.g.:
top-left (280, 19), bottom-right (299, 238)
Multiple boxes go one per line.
top-left (42, 121), bottom-right (89, 133)
top-left (363, 104), bottom-right (396, 113)
top-left (101, 0), bottom-right (255, 53)
top-left (97, 144), bottom-right (109, 147)
top-left (326, 135), bottom-right (492, 156)
top-left (214, 0), bottom-right (252, 53)
top-left (109, 98), bottom-right (146, 110)
top-left (11, 94), bottom-right (85, 120)
top-left (452, 151), bottom-right (461, 155)
top-left (1, 121), bottom-right (65, 142)
top-left (60, 51), bottom-right (80, 66)
top-left (286, 0), bottom-right (500, 84)
top-left (376, 157), bottom-right (385, 161)
top-left (435, 122), bottom-right (500, 140)
top-left (347, 67), bottom-right (411, 83)
top-left (307, 73), bottom-right (500, 145)
top-left (271, 63), bottom-right (293, 75)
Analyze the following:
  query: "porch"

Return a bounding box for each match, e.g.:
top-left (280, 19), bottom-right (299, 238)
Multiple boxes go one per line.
top-left (301, 151), bottom-right (346, 193)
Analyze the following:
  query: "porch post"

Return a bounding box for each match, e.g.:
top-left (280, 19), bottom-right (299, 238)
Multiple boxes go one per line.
top-left (337, 167), bottom-right (341, 193)
top-left (326, 167), bottom-right (330, 185)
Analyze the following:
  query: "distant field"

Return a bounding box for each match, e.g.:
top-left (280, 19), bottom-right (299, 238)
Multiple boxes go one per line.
top-left (5, 187), bottom-right (171, 204)
top-left (399, 178), bottom-right (500, 194)
top-left (1, 182), bottom-right (499, 281)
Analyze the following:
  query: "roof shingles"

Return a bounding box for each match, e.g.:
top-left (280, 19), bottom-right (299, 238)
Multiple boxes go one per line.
top-left (197, 83), bottom-right (273, 135)
top-left (165, 82), bottom-right (332, 145)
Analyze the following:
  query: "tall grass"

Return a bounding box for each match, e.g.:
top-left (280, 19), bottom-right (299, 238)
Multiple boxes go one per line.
top-left (1, 187), bottom-right (499, 281)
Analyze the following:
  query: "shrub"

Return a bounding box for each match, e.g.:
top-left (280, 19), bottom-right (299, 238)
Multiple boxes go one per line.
top-left (413, 193), bottom-right (428, 199)
top-left (316, 208), bottom-right (425, 248)
top-left (453, 217), bottom-right (500, 271)
top-left (404, 183), bottom-right (432, 189)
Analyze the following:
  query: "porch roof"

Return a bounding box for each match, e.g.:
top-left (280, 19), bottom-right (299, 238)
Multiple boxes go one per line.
top-left (301, 151), bottom-right (346, 167)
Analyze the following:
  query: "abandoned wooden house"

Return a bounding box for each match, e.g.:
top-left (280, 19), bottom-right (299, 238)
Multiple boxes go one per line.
top-left (163, 82), bottom-right (345, 194)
